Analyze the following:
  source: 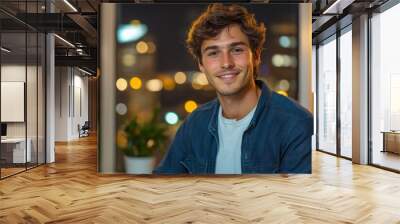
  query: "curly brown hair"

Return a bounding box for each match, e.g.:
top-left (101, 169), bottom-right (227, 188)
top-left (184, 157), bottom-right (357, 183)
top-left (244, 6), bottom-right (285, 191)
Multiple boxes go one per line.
top-left (186, 3), bottom-right (266, 79)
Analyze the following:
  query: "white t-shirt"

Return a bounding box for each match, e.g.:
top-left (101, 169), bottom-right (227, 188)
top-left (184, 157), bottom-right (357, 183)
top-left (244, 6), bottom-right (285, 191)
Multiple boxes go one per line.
top-left (215, 104), bottom-right (257, 174)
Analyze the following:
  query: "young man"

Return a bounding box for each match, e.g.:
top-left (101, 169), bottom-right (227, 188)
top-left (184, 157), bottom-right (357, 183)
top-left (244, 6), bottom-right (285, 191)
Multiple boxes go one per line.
top-left (154, 4), bottom-right (313, 174)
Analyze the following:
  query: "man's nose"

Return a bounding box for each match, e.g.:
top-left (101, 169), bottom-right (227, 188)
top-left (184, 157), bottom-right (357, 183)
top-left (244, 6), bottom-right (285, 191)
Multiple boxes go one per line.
top-left (220, 51), bottom-right (234, 69)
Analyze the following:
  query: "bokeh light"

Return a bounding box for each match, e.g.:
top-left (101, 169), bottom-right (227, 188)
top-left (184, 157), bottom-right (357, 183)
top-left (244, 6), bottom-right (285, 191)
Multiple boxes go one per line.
top-left (146, 139), bottom-right (155, 148)
top-left (278, 79), bottom-right (290, 91)
top-left (117, 130), bottom-right (128, 148)
top-left (147, 41), bottom-right (157, 53)
top-left (174, 72), bottom-right (187, 84)
top-left (193, 72), bottom-right (209, 86)
top-left (146, 79), bottom-right (163, 92)
top-left (272, 54), bottom-right (297, 67)
top-left (122, 53), bottom-right (136, 67)
top-left (136, 41), bottom-right (149, 54)
top-left (282, 55), bottom-right (291, 67)
top-left (272, 54), bottom-right (284, 67)
top-left (115, 103), bottom-right (128, 115)
top-left (165, 112), bottom-right (179, 125)
top-left (279, 36), bottom-right (291, 48)
top-left (191, 83), bottom-right (203, 90)
top-left (276, 90), bottom-right (288, 97)
top-left (117, 23), bottom-right (147, 43)
top-left (130, 76), bottom-right (142, 90)
top-left (116, 78), bottom-right (128, 91)
top-left (162, 76), bottom-right (176, 91)
top-left (184, 100), bottom-right (198, 113)
top-left (130, 19), bottom-right (141, 25)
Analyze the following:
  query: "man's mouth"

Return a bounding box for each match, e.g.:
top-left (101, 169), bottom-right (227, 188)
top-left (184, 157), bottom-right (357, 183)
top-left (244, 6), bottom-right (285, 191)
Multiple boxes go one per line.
top-left (217, 71), bottom-right (240, 83)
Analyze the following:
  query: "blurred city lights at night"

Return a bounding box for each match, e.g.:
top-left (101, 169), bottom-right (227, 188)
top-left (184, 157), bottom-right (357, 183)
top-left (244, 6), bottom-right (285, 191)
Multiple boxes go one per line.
top-left (117, 23), bottom-right (148, 43)
top-left (184, 100), bottom-right (198, 113)
top-left (146, 79), bottom-right (163, 92)
top-left (116, 78), bottom-right (128, 91)
top-left (276, 90), bottom-right (288, 97)
top-left (116, 103), bottom-right (128, 115)
top-left (174, 72), bottom-right (187, 84)
top-left (162, 76), bottom-right (176, 91)
top-left (147, 41), bottom-right (157, 53)
top-left (279, 36), bottom-right (291, 48)
top-left (130, 77), bottom-right (142, 90)
top-left (165, 112), bottom-right (179, 125)
top-left (136, 41), bottom-right (149, 54)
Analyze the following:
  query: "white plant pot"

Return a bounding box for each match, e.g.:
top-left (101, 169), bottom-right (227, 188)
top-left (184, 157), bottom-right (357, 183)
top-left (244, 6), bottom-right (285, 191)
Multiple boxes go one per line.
top-left (124, 156), bottom-right (155, 174)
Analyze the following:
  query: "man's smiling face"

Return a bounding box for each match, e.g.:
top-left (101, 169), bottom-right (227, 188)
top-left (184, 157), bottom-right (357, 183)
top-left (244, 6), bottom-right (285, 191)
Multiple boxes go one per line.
top-left (199, 24), bottom-right (258, 97)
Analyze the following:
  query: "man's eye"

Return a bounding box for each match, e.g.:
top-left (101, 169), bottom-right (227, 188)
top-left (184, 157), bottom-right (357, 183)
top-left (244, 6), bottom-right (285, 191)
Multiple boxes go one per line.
top-left (232, 47), bottom-right (244, 54)
top-left (207, 51), bottom-right (218, 57)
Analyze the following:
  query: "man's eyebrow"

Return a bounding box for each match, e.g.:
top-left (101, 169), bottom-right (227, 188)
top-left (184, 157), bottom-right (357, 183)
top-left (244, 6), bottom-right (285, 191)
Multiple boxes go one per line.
top-left (202, 41), bottom-right (248, 53)
top-left (203, 45), bottom-right (219, 53)
top-left (229, 41), bottom-right (247, 47)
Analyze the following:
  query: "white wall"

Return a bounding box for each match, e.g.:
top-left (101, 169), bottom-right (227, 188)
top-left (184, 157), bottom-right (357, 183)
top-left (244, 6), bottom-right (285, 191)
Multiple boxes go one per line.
top-left (46, 6), bottom-right (56, 164)
top-left (1, 65), bottom-right (35, 138)
top-left (1, 64), bottom-right (46, 164)
top-left (72, 74), bottom-right (89, 138)
top-left (54, 67), bottom-right (89, 141)
top-left (55, 67), bottom-right (69, 141)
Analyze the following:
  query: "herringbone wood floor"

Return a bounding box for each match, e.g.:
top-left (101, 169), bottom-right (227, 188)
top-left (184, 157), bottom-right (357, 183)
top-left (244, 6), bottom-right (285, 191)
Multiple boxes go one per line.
top-left (1, 135), bottom-right (400, 223)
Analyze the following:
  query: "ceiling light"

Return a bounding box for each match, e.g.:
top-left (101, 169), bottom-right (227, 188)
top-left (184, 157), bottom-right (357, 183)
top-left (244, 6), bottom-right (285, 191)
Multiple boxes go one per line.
top-left (78, 67), bottom-right (93, 76)
top-left (322, 0), bottom-right (354, 15)
top-left (54, 34), bottom-right (75, 48)
top-left (63, 0), bottom-right (78, 12)
top-left (1, 47), bottom-right (11, 53)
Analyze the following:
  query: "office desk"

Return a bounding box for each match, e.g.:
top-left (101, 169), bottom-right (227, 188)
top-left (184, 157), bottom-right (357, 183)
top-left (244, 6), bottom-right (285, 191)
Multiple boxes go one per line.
top-left (1, 138), bottom-right (31, 163)
top-left (381, 131), bottom-right (400, 154)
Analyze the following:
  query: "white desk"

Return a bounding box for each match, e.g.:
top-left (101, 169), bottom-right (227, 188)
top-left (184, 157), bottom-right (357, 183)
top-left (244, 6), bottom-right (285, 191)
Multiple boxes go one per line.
top-left (1, 138), bottom-right (31, 163)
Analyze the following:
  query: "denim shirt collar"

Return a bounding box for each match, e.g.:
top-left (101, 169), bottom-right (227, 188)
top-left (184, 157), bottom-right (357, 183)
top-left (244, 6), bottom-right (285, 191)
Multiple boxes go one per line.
top-left (208, 80), bottom-right (272, 134)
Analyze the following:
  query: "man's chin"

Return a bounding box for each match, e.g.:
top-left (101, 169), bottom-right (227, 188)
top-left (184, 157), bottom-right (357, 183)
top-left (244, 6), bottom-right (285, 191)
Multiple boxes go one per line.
top-left (216, 86), bottom-right (243, 97)
top-left (215, 79), bottom-right (254, 97)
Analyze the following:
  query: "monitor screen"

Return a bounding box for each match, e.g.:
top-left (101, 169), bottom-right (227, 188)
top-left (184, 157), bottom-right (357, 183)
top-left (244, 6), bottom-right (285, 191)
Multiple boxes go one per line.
top-left (1, 123), bottom-right (7, 137)
top-left (102, 3), bottom-right (313, 174)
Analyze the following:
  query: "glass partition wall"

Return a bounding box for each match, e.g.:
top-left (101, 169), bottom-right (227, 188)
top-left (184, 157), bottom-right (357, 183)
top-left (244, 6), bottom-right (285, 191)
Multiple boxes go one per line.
top-left (316, 26), bottom-right (353, 159)
top-left (0, 1), bottom-right (46, 179)
top-left (370, 2), bottom-right (400, 171)
top-left (317, 35), bottom-right (337, 155)
top-left (339, 28), bottom-right (352, 159)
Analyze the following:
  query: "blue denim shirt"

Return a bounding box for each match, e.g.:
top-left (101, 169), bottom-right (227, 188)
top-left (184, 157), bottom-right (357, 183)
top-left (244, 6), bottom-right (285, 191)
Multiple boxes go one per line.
top-left (153, 80), bottom-right (313, 174)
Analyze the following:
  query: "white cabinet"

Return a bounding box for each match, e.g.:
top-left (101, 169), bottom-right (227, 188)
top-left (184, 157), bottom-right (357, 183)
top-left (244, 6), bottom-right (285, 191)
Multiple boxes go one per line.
top-left (1, 138), bottom-right (32, 163)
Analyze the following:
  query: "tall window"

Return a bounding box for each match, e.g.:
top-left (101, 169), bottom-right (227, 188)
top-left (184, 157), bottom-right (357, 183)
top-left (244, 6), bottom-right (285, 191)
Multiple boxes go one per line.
top-left (317, 36), bottom-right (337, 154)
top-left (0, 1), bottom-right (47, 179)
top-left (371, 3), bottom-right (400, 171)
top-left (339, 29), bottom-right (352, 158)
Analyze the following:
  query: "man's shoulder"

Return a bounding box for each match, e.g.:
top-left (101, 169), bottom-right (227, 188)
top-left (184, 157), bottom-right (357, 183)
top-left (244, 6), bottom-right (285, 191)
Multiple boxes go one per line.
top-left (185, 98), bottom-right (218, 123)
top-left (269, 92), bottom-right (313, 122)
top-left (195, 98), bottom-right (218, 113)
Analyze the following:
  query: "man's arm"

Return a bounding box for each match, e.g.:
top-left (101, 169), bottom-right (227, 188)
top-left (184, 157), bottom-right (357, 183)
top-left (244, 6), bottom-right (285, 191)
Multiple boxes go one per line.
top-left (153, 121), bottom-right (190, 174)
top-left (279, 117), bottom-right (313, 173)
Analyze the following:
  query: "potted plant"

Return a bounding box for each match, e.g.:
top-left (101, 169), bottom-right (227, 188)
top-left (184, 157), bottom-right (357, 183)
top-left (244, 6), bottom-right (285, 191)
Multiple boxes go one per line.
top-left (118, 108), bottom-right (168, 174)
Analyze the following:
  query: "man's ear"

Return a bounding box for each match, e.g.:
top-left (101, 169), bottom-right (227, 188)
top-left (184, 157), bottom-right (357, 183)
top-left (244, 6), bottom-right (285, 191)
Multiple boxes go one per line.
top-left (254, 51), bottom-right (261, 66)
top-left (198, 59), bottom-right (205, 73)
